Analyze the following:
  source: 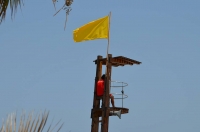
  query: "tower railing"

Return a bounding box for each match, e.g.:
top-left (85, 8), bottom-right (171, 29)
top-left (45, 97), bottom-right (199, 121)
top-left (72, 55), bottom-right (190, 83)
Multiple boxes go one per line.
top-left (110, 81), bottom-right (128, 108)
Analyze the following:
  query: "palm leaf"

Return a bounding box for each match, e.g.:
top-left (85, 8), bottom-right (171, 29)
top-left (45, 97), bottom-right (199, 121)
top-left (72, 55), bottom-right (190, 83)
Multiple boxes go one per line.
top-left (0, 111), bottom-right (63, 132)
top-left (0, 0), bottom-right (23, 23)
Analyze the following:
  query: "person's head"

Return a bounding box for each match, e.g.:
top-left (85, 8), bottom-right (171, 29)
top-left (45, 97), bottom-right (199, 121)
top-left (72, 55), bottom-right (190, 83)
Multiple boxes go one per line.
top-left (101, 74), bottom-right (105, 80)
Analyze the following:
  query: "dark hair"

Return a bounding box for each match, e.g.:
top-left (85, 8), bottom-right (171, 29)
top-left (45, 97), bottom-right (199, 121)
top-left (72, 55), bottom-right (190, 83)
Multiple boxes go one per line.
top-left (101, 74), bottom-right (105, 80)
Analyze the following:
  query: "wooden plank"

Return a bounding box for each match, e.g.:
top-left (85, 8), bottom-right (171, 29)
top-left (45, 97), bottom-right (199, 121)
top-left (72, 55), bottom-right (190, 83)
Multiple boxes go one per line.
top-left (93, 56), bottom-right (141, 67)
top-left (93, 107), bottom-right (129, 117)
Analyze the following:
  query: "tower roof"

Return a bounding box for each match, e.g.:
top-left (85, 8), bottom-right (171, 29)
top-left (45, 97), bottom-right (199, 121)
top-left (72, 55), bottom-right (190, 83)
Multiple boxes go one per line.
top-left (94, 56), bottom-right (141, 67)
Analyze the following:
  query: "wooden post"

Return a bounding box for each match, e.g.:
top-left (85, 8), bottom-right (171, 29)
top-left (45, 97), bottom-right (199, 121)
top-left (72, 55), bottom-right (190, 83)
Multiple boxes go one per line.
top-left (91, 55), bottom-right (102, 132)
top-left (101, 54), bottom-right (112, 132)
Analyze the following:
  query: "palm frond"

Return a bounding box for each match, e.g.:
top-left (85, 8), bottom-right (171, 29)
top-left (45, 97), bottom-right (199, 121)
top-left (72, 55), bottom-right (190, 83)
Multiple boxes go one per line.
top-left (0, 0), bottom-right (9, 23)
top-left (10, 0), bottom-right (23, 16)
top-left (0, 111), bottom-right (63, 132)
top-left (0, 0), bottom-right (23, 24)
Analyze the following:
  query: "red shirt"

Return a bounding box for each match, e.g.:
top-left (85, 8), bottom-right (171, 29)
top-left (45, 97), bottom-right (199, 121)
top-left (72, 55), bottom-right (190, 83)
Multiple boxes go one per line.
top-left (96, 80), bottom-right (104, 96)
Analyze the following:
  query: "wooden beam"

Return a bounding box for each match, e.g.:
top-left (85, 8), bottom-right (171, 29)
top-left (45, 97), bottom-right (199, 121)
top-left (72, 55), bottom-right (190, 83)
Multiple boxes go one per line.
top-left (91, 55), bottom-right (102, 132)
top-left (101, 54), bottom-right (112, 132)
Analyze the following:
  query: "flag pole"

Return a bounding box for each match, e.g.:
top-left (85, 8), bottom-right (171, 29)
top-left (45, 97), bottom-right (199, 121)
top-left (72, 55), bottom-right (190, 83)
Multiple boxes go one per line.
top-left (106, 12), bottom-right (111, 103)
top-left (106, 12), bottom-right (111, 58)
top-left (105, 12), bottom-right (111, 75)
top-left (105, 12), bottom-right (111, 94)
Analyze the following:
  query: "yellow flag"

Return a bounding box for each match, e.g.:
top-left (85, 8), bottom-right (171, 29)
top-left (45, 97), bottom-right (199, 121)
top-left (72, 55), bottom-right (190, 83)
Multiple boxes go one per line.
top-left (73, 16), bottom-right (109, 42)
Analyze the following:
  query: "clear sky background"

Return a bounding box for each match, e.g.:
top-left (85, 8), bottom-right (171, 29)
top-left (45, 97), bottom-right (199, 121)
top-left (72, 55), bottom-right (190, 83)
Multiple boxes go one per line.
top-left (0, 0), bottom-right (200, 132)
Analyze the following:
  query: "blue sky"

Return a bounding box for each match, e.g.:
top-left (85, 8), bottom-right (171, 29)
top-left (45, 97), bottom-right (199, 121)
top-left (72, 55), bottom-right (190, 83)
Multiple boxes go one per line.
top-left (0, 0), bottom-right (200, 132)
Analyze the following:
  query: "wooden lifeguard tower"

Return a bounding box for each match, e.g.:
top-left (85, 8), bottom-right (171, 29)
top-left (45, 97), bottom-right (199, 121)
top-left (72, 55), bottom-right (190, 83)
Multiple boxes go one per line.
top-left (91, 54), bottom-right (141, 132)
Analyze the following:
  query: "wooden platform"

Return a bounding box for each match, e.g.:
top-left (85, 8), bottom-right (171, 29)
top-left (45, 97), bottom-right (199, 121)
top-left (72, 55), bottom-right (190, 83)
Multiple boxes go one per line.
top-left (92, 107), bottom-right (129, 117)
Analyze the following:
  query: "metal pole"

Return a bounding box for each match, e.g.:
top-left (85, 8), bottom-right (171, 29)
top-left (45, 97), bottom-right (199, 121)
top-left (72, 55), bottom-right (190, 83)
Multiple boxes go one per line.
top-left (122, 82), bottom-right (123, 108)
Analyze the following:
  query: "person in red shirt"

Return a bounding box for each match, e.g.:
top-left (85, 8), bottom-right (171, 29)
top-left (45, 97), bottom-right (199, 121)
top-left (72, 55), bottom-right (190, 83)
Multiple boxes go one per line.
top-left (97, 74), bottom-right (115, 107)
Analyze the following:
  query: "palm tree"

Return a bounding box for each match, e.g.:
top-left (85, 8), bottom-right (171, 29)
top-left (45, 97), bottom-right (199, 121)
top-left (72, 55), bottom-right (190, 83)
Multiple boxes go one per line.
top-left (0, 111), bottom-right (63, 132)
top-left (0, 0), bottom-right (23, 24)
